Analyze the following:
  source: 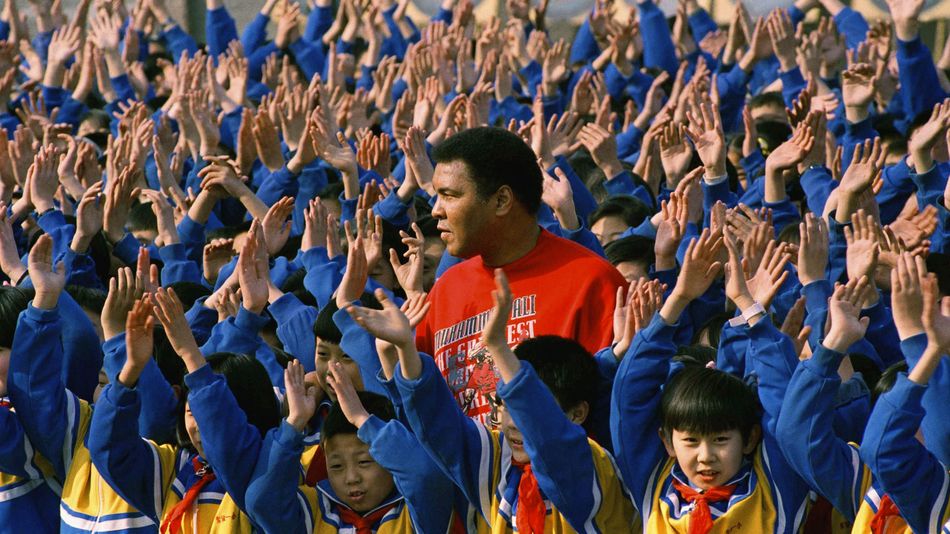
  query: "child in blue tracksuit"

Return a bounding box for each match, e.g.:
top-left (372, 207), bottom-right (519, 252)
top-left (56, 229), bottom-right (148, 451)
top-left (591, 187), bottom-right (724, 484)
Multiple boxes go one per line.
top-left (347, 274), bottom-right (638, 532)
top-left (859, 273), bottom-right (950, 533)
top-left (242, 359), bottom-right (457, 533)
top-left (85, 284), bottom-right (281, 534)
top-left (611, 230), bottom-right (810, 533)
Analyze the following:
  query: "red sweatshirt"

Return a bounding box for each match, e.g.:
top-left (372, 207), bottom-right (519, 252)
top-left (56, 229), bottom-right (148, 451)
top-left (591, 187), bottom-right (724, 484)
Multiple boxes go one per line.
top-left (416, 229), bottom-right (626, 425)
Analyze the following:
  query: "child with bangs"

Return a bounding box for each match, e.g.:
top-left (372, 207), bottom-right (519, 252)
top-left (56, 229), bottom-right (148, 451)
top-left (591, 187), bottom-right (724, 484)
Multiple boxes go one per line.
top-left (611, 229), bottom-right (811, 533)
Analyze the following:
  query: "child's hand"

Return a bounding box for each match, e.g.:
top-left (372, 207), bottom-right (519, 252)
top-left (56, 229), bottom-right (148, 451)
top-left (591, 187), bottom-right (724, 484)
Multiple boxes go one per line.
top-left (823, 277), bottom-right (871, 353)
top-left (797, 213), bottom-right (828, 286)
top-left (345, 288), bottom-right (414, 349)
top-left (336, 231), bottom-right (369, 310)
top-left (389, 222), bottom-right (425, 299)
top-left (118, 296), bottom-right (155, 387)
top-left (28, 234), bottom-right (65, 310)
top-left (285, 359), bottom-right (319, 432)
top-left (238, 220), bottom-right (270, 314)
top-left (102, 267), bottom-right (141, 339)
top-left (921, 270), bottom-right (950, 353)
top-left (780, 296), bottom-right (812, 360)
top-left (670, 228), bottom-right (724, 303)
top-left (890, 252), bottom-right (927, 339)
top-left (481, 269), bottom-right (512, 354)
top-left (152, 287), bottom-right (205, 372)
top-left (326, 361), bottom-right (370, 428)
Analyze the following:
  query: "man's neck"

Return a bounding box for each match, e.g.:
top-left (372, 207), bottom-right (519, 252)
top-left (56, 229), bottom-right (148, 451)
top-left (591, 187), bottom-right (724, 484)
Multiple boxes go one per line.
top-left (480, 221), bottom-right (542, 267)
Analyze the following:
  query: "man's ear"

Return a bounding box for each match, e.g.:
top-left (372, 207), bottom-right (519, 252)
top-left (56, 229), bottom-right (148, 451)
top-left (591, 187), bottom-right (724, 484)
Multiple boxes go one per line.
top-left (493, 185), bottom-right (514, 216)
top-left (743, 424), bottom-right (762, 455)
top-left (659, 427), bottom-right (676, 458)
top-left (566, 401), bottom-right (589, 425)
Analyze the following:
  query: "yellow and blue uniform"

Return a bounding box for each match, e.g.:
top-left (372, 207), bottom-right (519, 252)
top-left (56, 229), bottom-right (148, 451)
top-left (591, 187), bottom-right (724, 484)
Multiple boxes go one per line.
top-left (7, 304), bottom-right (160, 533)
top-left (0, 399), bottom-right (60, 533)
top-left (243, 416), bottom-right (456, 533)
top-left (86, 376), bottom-right (257, 534)
top-left (612, 315), bottom-right (810, 533)
top-left (396, 354), bottom-right (638, 533)
top-left (862, 372), bottom-right (950, 534)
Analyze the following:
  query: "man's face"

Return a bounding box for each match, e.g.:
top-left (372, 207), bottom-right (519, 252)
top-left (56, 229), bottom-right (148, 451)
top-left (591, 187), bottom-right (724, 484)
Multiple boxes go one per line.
top-left (314, 339), bottom-right (363, 401)
top-left (431, 161), bottom-right (494, 258)
top-left (325, 434), bottom-right (396, 513)
top-left (662, 427), bottom-right (759, 490)
top-left (591, 215), bottom-right (629, 247)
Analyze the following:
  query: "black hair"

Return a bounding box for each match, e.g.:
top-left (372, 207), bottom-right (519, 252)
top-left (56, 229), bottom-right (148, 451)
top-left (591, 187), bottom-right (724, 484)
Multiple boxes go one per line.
top-left (604, 235), bottom-right (656, 268)
top-left (926, 253), bottom-right (950, 296)
top-left (206, 220), bottom-right (253, 242)
top-left (281, 269), bottom-right (318, 308)
top-left (415, 215), bottom-right (441, 239)
top-left (755, 120), bottom-right (794, 156)
top-left (848, 353), bottom-right (882, 398)
top-left (873, 361), bottom-right (908, 404)
top-left (692, 311), bottom-right (733, 349)
top-left (127, 201), bottom-right (157, 235)
top-left (313, 292), bottom-right (382, 344)
top-left (322, 391), bottom-right (395, 442)
top-left (431, 127), bottom-right (543, 214)
top-left (167, 282), bottom-right (211, 312)
top-left (589, 195), bottom-right (651, 230)
top-left (153, 327), bottom-right (187, 389)
top-left (513, 336), bottom-right (598, 413)
top-left (776, 222), bottom-right (801, 248)
top-left (66, 285), bottom-right (108, 314)
top-left (673, 345), bottom-right (717, 367)
top-left (661, 366), bottom-right (760, 443)
top-left (177, 353), bottom-right (280, 450)
top-left (0, 286), bottom-right (32, 348)
top-left (747, 92), bottom-right (786, 112)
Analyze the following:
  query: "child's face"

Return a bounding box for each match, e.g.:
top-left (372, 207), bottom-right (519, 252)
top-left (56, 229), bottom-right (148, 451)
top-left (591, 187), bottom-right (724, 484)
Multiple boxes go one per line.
top-left (662, 427), bottom-right (759, 490)
top-left (499, 404), bottom-right (530, 464)
top-left (324, 434), bottom-right (395, 513)
top-left (314, 339), bottom-right (364, 401)
top-left (184, 401), bottom-right (204, 457)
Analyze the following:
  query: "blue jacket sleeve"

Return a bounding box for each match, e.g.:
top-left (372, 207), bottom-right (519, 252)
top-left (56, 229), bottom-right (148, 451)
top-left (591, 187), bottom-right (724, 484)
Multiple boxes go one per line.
top-left (570, 18), bottom-right (601, 65)
top-left (395, 354), bottom-right (496, 519)
top-left (800, 166), bottom-right (837, 215)
top-left (776, 345), bottom-right (867, 521)
top-left (860, 297), bottom-right (902, 369)
top-left (745, 318), bottom-right (799, 437)
top-left (304, 5), bottom-right (334, 43)
top-left (288, 37), bottom-right (326, 79)
top-left (301, 248), bottom-right (344, 309)
top-left (911, 164), bottom-right (947, 212)
top-left (715, 321), bottom-right (749, 377)
top-left (833, 7), bottom-right (869, 50)
top-left (200, 307), bottom-right (285, 389)
top-left (86, 382), bottom-right (166, 522)
top-left (268, 293), bottom-right (317, 372)
top-left (245, 421), bottom-right (311, 534)
top-left (877, 159), bottom-right (916, 225)
top-left (550, 156), bottom-right (597, 223)
top-left (610, 313), bottom-right (677, 503)
top-left (186, 363), bottom-right (266, 512)
top-left (159, 243), bottom-right (202, 285)
top-left (897, 37), bottom-right (949, 121)
top-left (860, 374), bottom-right (950, 534)
top-left (636, 0), bottom-right (678, 75)
top-left (160, 23), bottom-right (199, 60)
top-left (499, 361), bottom-right (609, 530)
top-left (357, 416), bottom-right (457, 533)
top-left (241, 12), bottom-right (270, 54)
top-left (205, 6), bottom-right (240, 56)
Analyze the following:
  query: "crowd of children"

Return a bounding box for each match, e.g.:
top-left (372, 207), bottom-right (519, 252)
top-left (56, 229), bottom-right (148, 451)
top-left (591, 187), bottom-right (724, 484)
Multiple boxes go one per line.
top-left (0, 0), bottom-right (949, 531)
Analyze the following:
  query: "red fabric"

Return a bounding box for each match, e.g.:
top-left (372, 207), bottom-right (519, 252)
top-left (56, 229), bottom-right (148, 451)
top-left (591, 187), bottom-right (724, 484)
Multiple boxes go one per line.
top-left (415, 229), bottom-right (625, 423)
top-left (802, 495), bottom-right (834, 534)
top-left (160, 458), bottom-right (216, 534)
top-left (305, 447), bottom-right (327, 487)
top-left (337, 502), bottom-right (398, 534)
top-left (0, 399), bottom-right (10, 408)
top-left (513, 461), bottom-right (546, 534)
top-left (672, 480), bottom-right (738, 534)
top-left (870, 494), bottom-right (902, 534)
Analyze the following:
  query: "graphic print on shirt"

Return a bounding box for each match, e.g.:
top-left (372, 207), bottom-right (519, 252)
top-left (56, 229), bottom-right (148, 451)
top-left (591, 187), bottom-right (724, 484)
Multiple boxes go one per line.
top-left (432, 294), bottom-right (537, 425)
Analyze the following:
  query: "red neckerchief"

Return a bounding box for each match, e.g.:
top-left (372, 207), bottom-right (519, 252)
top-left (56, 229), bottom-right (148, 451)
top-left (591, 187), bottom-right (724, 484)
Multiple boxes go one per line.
top-left (336, 501), bottom-right (399, 534)
top-left (160, 457), bottom-right (216, 534)
top-left (671, 479), bottom-right (738, 534)
top-left (511, 460), bottom-right (546, 534)
top-left (870, 494), bottom-right (905, 534)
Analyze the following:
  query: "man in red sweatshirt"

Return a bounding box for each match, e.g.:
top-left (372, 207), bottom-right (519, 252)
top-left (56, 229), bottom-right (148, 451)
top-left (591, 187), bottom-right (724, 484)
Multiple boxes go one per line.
top-left (415, 127), bottom-right (627, 425)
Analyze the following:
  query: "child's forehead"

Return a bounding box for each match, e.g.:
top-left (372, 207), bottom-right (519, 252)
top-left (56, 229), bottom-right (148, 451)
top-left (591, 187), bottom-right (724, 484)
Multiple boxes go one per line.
top-left (324, 434), bottom-right (371, 457)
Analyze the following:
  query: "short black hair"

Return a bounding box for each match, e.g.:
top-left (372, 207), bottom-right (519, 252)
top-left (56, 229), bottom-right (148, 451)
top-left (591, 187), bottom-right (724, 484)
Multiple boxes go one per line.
top-left (514, 336), bottom-right (598, 412)
top-left (873, 361), bottom-right (908, 404)
top-left (589, 196), bottom-right (651, 230)
top-left (322, 391), bottom-right (395, 442)
top-left (66, 285), bottom-right (108, 314)
top-left (0, 286), bottom-right (32, 348)
top-left (661, 366), bottom-right (760, 444)
top-left (674, 345), bottom-right (717, 367)
top-left (692, 311), bottom-right (733, 349)
top-left (926, 253), bottom-right (950, 296)
top-left (313, 292), bottom-right (382, 344)
top-left (747, 92), bottom-right (786, 112)
top-left (604, 235), bottom-right (656, 268)
top-left (128, 202), bottom-right (157, 235)
top-left (432, 127), bottom-right (543, 214)
top-left (167, 282), bottom-right (211, 311)
top-left (177, 353), bottom-right (280, 451)
top-left (755, 120), bottom-right (794, 156)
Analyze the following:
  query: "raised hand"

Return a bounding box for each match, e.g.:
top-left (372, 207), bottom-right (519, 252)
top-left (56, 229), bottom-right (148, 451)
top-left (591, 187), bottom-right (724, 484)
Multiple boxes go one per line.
top-left (823, 276), bottom-right (871, 353)
top-left (0, 207), bottom-right (26, 283)
top-left (345, 287), bottom-right (415, 349)
top-left (743, 239), bottom-right (791, 310)
top-left (336, 230), bottom-right (369, 309)
top-left (28, 234), bottom-right (65, 310)
top-left (389, 223), bottom-right (425, 298)
top-left (118, 296), bottom-right (155, 387)
top-left (326, 360), bottom-right (371, 428)
top-left (540, 165), bottom-right (578, 230)
top-left (780, 296), bottom-right (812, 360)
top-left (261, 196), bottom-right (294, 256)
top-left (202, 238), bottom-right (236, 285)
top-left (837, 137), bottom-right (885, 222)
top-left (841, 63), bottom-right (878, 122)
top-left (152, 286), bottom-right (205, 372)
top-left (285, 359), bottom-right (319, 432)
top-left (685, 95), bottom-right (727, 177)
top-left (884, 0), bottom-right (925, 41)
top-left (909, 99), bottom-right (950, 174)
top-left (71, 182), bottom-right (104, 253)
top-left (797, 213), bottom-right (829, 285)
top-left (238, 220), bottom-right (270, 314)
top-left (890, 252), bottom-right (927, 339)
top-left (844, 209), bottom-right (880, 284)
top-left (667, 228), bottom-right (724, 316)
top-left (578, 122), bottom-right (623, 179)
top-left (655, 192), bottom-right (688, 271)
